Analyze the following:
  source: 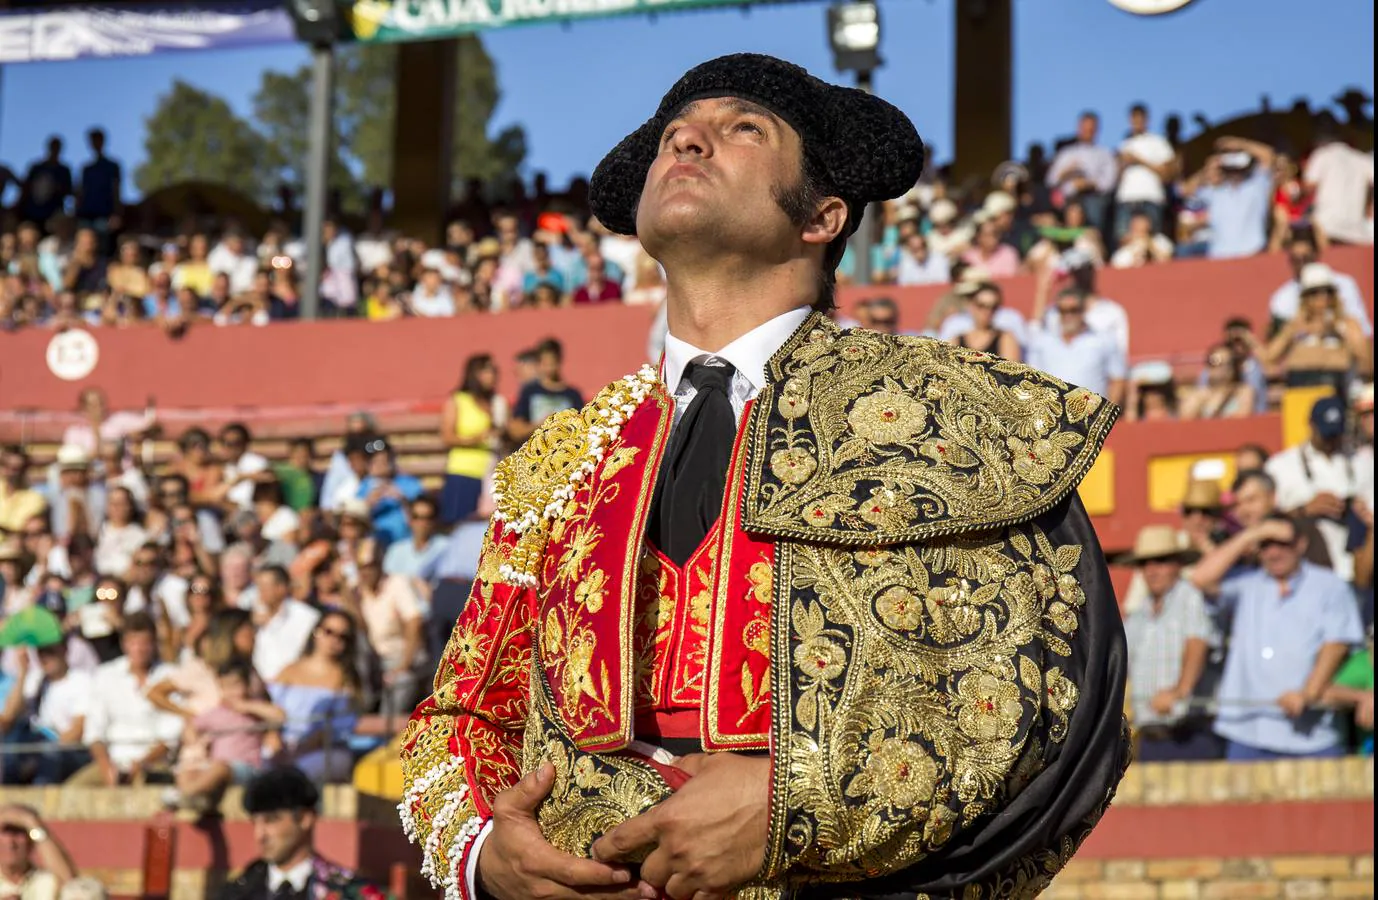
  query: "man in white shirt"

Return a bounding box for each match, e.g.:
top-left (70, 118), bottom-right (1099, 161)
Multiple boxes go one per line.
top-left (894, 232), bottom-right (950, 285)
top-left (409, 267), bottom-right (457, 317)
top-left (1268, 237), bottom-right (1372, 337)
top-left (1265, 396), bottom-right (1361, 580)
top-left (1113, 103), bottom-right (1177, 241)
top-left (1305, 124), bottom-right (1375, 246)
top-left (219, 422), bottom-right (270, 512)
top-left (70, 613), bottom-right (183, 785)
top-left (208, 232), bottom-right (260, 296)
top-left (251, 566), bottom-right (320, 681)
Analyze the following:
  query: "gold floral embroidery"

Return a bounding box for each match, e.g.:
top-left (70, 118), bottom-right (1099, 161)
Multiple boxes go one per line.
top-left (770, 448), bottom-right (817, 485)
top-left (763, 513), bottom-right (1107, 883)
top-left (850, 734), bottom-right (940, 809)
top-left (954, 672), bottom-right (1024, 742)
top-left (874, 586), bottom-right (922, 631)
top-left (743, 315), bottom-right (1119, 545)
top-left (847, 386), bottom-right (929, 444)
top-left (574, 568), bottom-right (607, 613)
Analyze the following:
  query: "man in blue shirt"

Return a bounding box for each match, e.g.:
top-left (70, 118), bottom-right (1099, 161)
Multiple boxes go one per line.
top-left (1187, 137), bottom-right (1276, 260)
top-left (1192, 513), bottom-right (1363, 759)
top-left (358, 440), bottom-right (423, 550)
top-left (1026, 288), bottom-right (1126, 407)
top-left (383, 495), bottom-right (450, 585)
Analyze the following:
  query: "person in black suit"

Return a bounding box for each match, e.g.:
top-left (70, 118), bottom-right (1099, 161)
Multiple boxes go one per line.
top-left (218, 767), bottom-right (382, 900)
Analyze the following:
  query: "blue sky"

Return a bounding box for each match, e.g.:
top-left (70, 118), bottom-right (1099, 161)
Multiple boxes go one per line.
top-left (0, 0), bottom-right (1371, 195)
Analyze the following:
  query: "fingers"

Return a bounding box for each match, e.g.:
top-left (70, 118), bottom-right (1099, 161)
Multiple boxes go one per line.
top-left (593, 809), bottom-right (661, 863)
top-left (500, 762), bottom-right (556, 816)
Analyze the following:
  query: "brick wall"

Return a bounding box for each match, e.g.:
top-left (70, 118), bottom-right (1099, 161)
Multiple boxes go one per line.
top-left (1052, 757), bottom-right (1375, 899)
top-left (14, 759), bottom-right (1376, 899)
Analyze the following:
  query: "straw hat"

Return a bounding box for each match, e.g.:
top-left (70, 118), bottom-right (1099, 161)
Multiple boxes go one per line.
top-left (954, 266), bottom-right (994, 296)
top-left (1119, 525), bottom-right (1200, 566)
top-left (1180, 479), bottom-right (1224, 512)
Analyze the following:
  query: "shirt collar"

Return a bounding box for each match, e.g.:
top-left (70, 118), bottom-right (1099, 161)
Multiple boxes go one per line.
top-left (268, 857), bottom-right (315, 893)
top-left (662, 306), bottom-right (811, 394)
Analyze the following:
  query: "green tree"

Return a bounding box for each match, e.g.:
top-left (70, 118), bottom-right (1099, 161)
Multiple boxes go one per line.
top-left (336, 42), bottom-right (399, 191)
top-left (135, 80), bottom-right (278, 204)
top-left (252, 64), bottom-right (365, 212)
top-left (245, 35), bottom-right (525, 208)
top-left (451, 35), bottom-right (527, 195)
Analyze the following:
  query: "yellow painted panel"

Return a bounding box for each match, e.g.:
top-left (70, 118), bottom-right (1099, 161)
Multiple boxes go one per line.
top-left (1078, 450), bottom-right (1115, 516)
top-left (1147, 453), bottom-right (1236, 512)
top-left (352, 744), bottom-right (404, 800)
top-left (1281, 385), bottom-right (1336, 449)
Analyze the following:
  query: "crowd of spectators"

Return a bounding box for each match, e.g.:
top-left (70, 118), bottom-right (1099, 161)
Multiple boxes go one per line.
top-left (0, 323), bottom-right (600, 802)
top-left (0, 105), bottom-right (1371, 336)
top-left (1120, 389), bottom-right (1374, 762)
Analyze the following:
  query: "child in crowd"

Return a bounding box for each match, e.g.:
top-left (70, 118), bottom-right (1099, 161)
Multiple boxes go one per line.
top-left (165, 658), bottom-right (283, 812)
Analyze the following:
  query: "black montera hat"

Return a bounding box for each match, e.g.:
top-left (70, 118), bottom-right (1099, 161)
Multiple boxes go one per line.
top-left (242, 766), bottom-right (320, 814)
top-left (589, 53), bottom-right (925, 236)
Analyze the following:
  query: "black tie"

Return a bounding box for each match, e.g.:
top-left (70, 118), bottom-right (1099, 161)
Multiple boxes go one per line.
top-left (272, 882), bottom-right (300, 900)
top-left (648, 358), bottom-right (738, 566)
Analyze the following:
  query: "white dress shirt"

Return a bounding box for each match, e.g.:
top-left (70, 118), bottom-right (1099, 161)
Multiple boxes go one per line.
top-left (253, 598), bottom-right (322, 681)
top-left (466, 306), bottom-right (813, 897)
top-left (267, 858), bottom-right (314, 894)
top-left (661, 306), bottom-right (812, 429)
top-left (82, 656), bottom-right (183, 772)
top-left (1265, 442), bottom-right (1359, 580)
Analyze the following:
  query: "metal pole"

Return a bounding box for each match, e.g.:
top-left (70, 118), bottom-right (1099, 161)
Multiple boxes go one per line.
top-left (301, 42), bottom-right (336, 321)
top-left (850, 68), bottom-right (875, 286)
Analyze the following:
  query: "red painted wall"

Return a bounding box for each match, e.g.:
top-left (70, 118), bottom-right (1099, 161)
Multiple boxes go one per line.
top-left (1, 247), bottom-right (1370, 416)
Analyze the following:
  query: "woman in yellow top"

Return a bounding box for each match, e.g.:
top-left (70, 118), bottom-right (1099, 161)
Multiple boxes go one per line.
top-left (439, 353), bottom-right (505, 524)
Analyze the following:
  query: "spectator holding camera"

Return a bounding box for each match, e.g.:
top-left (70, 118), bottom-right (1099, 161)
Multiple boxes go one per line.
top-left (1263, 263), bottom-right (1371, 394)
top-left (1269, 235), bottom-right (1371, 337)
top-left (1181, 136), bottom-right (1276, 259)
top-left (1266, 397), bottom-right (1362, 580)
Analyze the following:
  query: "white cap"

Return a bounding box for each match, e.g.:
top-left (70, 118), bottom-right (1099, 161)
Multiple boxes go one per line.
top-left (339, 498), bottom-right (372, 522)
top-left (1219, 150), bottom-right (1253, 170)
top-left (1299, 262), bottom-right (1337, 293)
top-left (982, 191), bottom-right (1016, 217)
top-left (56, 444), bottom-right (90, 469)
top-left (928, 198), bottom-right (958, 226)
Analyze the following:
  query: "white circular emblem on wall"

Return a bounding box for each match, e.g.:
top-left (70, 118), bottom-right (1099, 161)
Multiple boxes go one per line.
top-left (1107, 0), bottom-right (1197, 14)
top-left (46, 329), bottom-right (100, 381)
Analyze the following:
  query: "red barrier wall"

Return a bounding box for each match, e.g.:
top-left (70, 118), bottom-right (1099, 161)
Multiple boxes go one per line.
top-left (1, 247), bottom-right (1370, 416)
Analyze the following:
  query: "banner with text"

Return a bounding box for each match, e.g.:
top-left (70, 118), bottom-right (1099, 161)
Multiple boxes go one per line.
top-left (349, 0), bottom-right (791, 41)
top-left (0, 1), bottom-right (294, 64)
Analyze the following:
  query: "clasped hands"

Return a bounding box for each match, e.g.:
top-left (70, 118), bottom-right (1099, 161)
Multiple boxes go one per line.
top-left (477, 752), bottom-right (770, 900)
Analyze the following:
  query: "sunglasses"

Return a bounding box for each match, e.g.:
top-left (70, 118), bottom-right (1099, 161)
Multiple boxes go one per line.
top-left (1182, 506), bottom-right (1219, 516)
top-left (190, 583), bottom-right (214, 595)
top-left (1057, 306), bottom-right (1085, 316)
top-left (973, 301), bottom-right (1001, 311)
top-left (96, 587), bottom-right (121, 601)
top-left (1258, 537), bottom-right (1295, 550)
